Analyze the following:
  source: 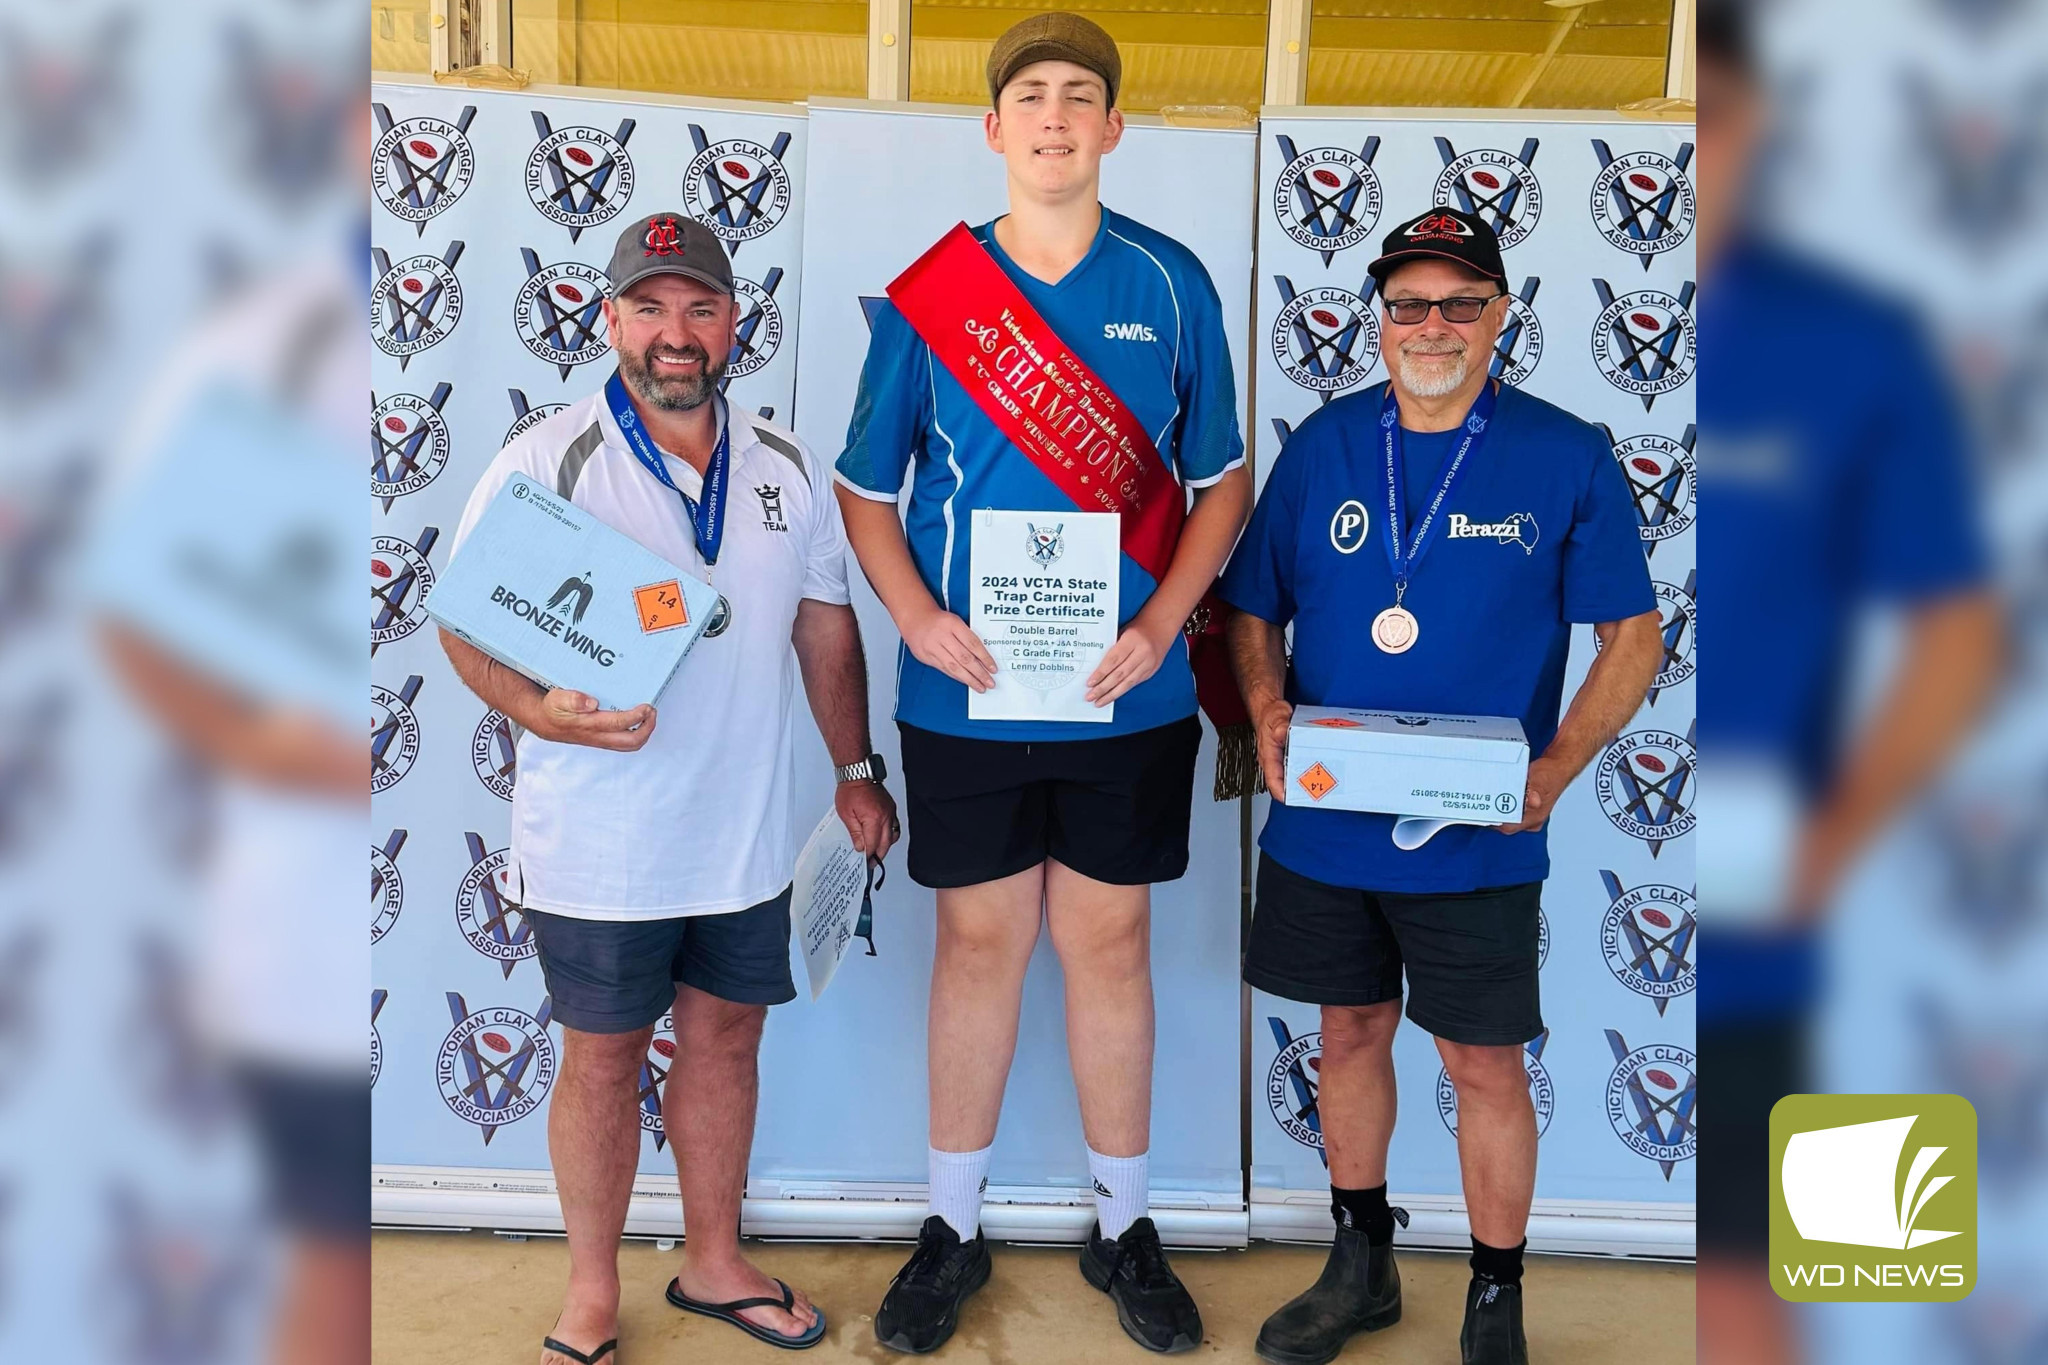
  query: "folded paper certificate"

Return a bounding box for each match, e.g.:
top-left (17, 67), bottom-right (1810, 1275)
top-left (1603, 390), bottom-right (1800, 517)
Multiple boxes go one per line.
top-left (793, 808), bottom-right (872, 1001)
top-left (967, 508), bottom-right (1119, 723)
top-left (425, 476), bottom-right (722, 711)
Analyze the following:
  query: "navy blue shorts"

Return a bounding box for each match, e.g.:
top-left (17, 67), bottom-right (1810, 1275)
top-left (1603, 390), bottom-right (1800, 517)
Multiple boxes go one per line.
top-left (529, 885), bottom-right (797, 1033)
top-left (235, 1064), bottom-right (368, 1239)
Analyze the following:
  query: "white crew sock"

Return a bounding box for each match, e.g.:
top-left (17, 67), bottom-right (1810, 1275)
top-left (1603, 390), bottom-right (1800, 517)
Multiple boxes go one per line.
top-left (928, 1144), bottom-right (992, 1241)
top-left (1088, 1147), bottom-right (1150, 1241)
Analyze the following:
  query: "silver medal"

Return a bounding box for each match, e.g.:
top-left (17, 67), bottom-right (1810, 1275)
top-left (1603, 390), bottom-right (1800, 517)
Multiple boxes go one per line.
top-left (1372, 604), bottom-right (1419, 654)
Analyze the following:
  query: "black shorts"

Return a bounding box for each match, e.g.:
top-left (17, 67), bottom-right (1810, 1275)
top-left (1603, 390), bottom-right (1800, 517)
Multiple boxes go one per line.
top-left (1697, 1016), bottom-right (1807, 1254)
top-left (1243, 853), bottom-right (1544, 1046)
top-left (235, 1064), bottom-right (368, 1239)
top-left (897, 717), bottom-right (1202, 889)
top-left (529, 885), bottom-right (797, 1034)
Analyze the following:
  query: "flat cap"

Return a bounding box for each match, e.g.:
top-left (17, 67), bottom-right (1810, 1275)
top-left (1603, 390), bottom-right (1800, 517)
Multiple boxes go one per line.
top-left (987, 12), bottom-right (1122, 108)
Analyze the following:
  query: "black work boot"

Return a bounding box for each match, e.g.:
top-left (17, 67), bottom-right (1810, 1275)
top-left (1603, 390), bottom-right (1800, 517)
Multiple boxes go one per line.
top-left (1459, 1276), bottom-right (1528, 1365)
top-left (1254, 1223), bottom-right (1403, 1365)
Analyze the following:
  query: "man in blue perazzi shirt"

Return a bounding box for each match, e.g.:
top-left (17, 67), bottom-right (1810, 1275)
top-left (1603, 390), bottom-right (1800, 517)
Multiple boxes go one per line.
top-left (1220, 208), bottom-right (1662, 1365)
top-left (835, 12), bottom-right (1251, 1356)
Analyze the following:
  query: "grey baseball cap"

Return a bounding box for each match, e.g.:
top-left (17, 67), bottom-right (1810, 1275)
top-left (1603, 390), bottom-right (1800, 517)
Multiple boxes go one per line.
top-left (606, 212), bottom-right (733, 298)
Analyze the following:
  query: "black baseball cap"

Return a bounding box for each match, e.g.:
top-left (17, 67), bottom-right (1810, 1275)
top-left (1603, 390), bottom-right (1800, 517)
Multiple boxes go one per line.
top-left (1366, 208), bottom-right (1509, 293)
top-left (607, 212), bottom-right (733, 298)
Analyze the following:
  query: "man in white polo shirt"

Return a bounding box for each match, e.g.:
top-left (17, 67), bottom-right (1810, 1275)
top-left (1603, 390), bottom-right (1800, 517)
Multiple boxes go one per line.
top-left (442, 212), bottom-right (897, 1365)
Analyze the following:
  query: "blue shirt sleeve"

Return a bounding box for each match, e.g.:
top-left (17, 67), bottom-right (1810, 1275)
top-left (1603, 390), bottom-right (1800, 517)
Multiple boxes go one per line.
top-left (835, 301), bottom-right (930, 499)
top-left (1217, 436), bottom-right (1307, 626)
top-left (1171, 257), bottom-right (1245, 487)
top-left (1852, 317), bottom-right (1987, 600)
top-left (1561, 426), bottom-right (1657, 623)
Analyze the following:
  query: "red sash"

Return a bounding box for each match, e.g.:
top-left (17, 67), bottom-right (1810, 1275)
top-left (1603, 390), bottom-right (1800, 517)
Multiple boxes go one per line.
top-left (886, 222), bottom-right (1184, 581)
top-left (887, 222), bottom-right (1254, 794)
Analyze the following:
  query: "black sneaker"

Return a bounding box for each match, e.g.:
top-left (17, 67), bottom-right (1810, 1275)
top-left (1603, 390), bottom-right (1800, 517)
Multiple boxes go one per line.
top-left (1459, 1276), bottom-right (1528, 1365)
top-left (1254, 1223), bottom-right (1402, 1365)
top-left (1079, 1218), bottom-right (1203, 1354)
top-left (874, 1215), bottom-right (992, 1354)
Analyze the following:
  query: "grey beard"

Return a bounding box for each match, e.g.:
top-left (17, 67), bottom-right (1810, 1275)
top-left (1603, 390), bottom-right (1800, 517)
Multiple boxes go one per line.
top-left (1397, 348), bottom-right (1468, 398)
top-left (622, 348), bottom-right (726, 412)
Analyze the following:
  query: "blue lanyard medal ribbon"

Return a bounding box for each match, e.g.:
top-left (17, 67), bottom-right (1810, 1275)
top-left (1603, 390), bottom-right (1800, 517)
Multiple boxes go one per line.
top-left (1372, 380), bottom-right (1498, 654)
top-left (605, 369), bottom-right (734, 635)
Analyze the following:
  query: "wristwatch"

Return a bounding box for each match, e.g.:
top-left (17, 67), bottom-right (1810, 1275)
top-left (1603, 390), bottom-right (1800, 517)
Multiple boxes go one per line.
top-left (835, 751), bottom-right (888, 784)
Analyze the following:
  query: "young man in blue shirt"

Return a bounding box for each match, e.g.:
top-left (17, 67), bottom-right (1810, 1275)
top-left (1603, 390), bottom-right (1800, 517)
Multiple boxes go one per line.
top-left (1220, 208), bottom-right (1662, 1365)
top-left (835, 13), bottom-right (1251, 1356)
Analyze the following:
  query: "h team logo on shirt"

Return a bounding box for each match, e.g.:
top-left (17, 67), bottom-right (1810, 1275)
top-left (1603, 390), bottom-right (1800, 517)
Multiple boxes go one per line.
top-left (1604, 1029), bottom-right (1696, 1179)
top-left (1592, 280), bottom-right (1696, 411)
top-left (372, 384), bottom-right (452, 510)
top-left (1597, 872), bottom-right (1696, 1015)
top-left (1589, 140), bottom-right (1696, 269)
top-left (372, 104), bottom-right (476, 232)
top-left (525, 113), bottom-right (636, 240)
top-left (756, 484), bottom-right (788, 532)
top-left (1434, 138), bottom-right (1542, 250)
top-left (1446, 511), bottom-right (1538, 553)
top-left (372, 243), bottom-right (465, 368)
top-left (438, 991), bottom-right (556, 1144)
top-left (685, 126), bottom-right (793, 252)
top-left (456, 832), bottom-right (535, 978)
top-left (1273, 275), bottom-right (1380, 398)
top-left (1439, 1030), bottom-right (1554, 1138)
top-left (472, 709), bottom-right (517, 800)
top-left (516, 250), bottom-right (612, 380)
top-left (371, 526), bottom-right (439, 652)
top-left (1272, 135), bottom-right (1383, 264)
top-left (371, 674), bottom-right (424, 793)
top-left (372, 829), bottom-right (406, 944)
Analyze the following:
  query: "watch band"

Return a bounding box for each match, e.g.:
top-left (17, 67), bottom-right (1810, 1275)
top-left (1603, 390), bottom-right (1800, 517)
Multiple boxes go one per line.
top-left (836, 751), bottom-right (887, 783)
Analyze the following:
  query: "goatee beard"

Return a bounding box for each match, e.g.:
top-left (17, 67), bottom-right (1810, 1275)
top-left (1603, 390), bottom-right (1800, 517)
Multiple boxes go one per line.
top-left (623, 346), bottom-right (727, 412)
top-left (1397, 347), bottom-right (1468, 398)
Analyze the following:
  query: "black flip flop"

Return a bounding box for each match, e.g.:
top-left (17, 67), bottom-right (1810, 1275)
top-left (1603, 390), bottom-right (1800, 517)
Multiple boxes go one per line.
top-left (541, 1334), bottom-right (616, 1364)
top-left (664, 1277), bottom-right (827, 1350)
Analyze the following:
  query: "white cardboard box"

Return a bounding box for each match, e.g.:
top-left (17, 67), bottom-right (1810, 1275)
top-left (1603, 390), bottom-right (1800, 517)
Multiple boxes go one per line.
top-left (1284, 705), bottom-right (1530, 825)
top-left (425, 475), bottom-right (723, 711)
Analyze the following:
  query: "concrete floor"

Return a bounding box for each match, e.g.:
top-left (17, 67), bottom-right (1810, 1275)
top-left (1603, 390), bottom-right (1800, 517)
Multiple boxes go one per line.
top-left (374, 1229), bottom-right (1692, 1364)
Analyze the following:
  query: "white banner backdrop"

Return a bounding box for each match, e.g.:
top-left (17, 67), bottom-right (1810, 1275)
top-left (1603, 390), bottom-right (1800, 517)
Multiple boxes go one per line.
top-left (368, 79), bottom-right (809, 1186)
top-left (1247, 111), bottom-right (1696, 1253)
top-left (777, 100), bottom-right (1252, 1233)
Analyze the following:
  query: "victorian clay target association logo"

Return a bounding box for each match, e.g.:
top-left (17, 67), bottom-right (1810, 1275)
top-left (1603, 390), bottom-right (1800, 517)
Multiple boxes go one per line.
top-left (638, 1012), bottom-right (676, 1150)
top-left (1439, 1030), bottom-right (1554, 1137)
top-left (438, 991), bottom-right (556, 1144)
top-left (516, 249), bottom-right (611, 380)
top-left (471, 709), bottom-right (517, 800)
top-left (1604, 1028), bottom-right (1696, 1179)
top-left (371, 989), bottom-right (388, 1087)
top-left (1592, 280), bottom-right (1696, 411)
top-left (504, 388), bottom-right (569, 448)
top-left (1648, 574), bottom-right (1697, 699)
top-left (371, 675), bottom-right (423, 794)
top-left (726, 269), bottom-right (786, 381)
top-left (1610, 425), bottom-right (1696, 552)
top-left (1595, 723), bottom-right (1696, 855)
top-left (372, 829), bottom-right (407, 945)
top-left (1272, 134), bottom-right (1383, 264)
top-left (371, 526), bottom-right (438, 653)
top-left (372, 104), bottom-right (476, 232)
top-left (685, 125), bottom-right (793, 252)
top-left (1265, 1017), bottom-right (1327, 1163)
top-left (1434, 137), bottom-right (1542, 249)
top-left (1597, 871), bottom-right (1695, 1014)
top-left (456, 832), bottom-right (534, 977)
top-left (372, 243), bottom-right (464, 369)
top-left (1489, 278), bottom-right (1544, 386)
top-left (525, 113), bottom-right (636, 240)
top-left (1273, 275), bottom-right (1379, 397)
top-left (1771, 1093), bottom-right (1976, 1302)
top-left (372, 384), bottom-right (452, 510)
top-left (1589, 139), bottom-right (1696, 268)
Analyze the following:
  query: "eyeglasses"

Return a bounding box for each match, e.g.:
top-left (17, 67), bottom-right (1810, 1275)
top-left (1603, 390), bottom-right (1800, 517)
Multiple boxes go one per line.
top-left (1382, 294), bottom-right (1502, 325)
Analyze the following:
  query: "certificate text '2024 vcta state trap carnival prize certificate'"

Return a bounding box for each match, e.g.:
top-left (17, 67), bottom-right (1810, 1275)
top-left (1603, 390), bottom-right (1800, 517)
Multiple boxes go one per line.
top-left (968, 508), bottom-right (1119, 723)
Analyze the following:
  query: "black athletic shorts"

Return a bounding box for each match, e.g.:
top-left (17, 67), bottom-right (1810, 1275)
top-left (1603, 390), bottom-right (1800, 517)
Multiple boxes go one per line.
top-left (897, 717), bottom-right (1202, 888)
top-left (1243, 852), bottom-right (1544, 1046)
top-left (1697, 1015), bottom-right (1807, 1254)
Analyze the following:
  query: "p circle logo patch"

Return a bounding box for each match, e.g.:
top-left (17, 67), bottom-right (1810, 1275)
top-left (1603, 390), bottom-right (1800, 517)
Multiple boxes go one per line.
top-left (1329, 499), bottom-right (1370, 554)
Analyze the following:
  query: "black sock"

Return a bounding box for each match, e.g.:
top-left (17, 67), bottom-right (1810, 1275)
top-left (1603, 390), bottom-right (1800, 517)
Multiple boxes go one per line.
top-left (1469, 1236), bottom-right (1526, 1286)
top-left (1331, 1184), bottom-right (1395, 1244)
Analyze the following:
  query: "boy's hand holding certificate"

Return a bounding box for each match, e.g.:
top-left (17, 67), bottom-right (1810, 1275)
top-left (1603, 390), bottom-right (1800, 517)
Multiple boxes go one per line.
top-left (967, 509), bottom-right (1120, 723)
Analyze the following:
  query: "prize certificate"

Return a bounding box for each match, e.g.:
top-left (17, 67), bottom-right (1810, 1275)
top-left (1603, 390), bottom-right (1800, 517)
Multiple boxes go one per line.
top-left (967, 509), bottom-right (1120, 723)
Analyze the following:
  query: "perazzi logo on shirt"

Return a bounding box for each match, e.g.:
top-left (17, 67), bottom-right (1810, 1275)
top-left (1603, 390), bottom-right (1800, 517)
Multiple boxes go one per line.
top-left (1446, 512), bottom-right (1539, 553)
top-left (1102, 322), bottom-right (1158, 342)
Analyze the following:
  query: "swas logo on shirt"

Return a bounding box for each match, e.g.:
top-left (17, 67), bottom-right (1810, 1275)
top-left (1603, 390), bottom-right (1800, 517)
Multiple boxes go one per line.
top-left (1103, 322), bottom-right (1158, 342)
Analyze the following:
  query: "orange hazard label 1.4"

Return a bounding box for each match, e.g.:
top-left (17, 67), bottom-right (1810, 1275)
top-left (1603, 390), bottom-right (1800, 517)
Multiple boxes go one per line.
top-left (1297, 761), bottom-right (1338, 801)
top-left (635, 580), bottom-right (690, 633)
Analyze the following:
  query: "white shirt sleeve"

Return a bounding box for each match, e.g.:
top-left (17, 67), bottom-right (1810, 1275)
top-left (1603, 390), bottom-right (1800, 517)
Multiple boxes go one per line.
top-left (798, 434), bottom-right (853, 606)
